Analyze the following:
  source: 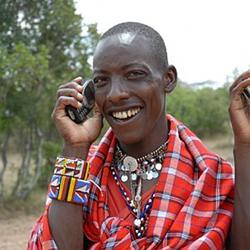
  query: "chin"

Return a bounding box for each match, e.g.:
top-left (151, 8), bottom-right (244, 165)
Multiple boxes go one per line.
top-left (114, 129), bottom-right (144, 146)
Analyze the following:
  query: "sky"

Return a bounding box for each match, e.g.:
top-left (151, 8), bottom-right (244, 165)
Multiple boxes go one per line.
top-left (76, 0), bottom-right (250, 86)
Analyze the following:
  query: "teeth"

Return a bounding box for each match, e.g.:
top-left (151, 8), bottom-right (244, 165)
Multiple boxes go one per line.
top-left (112, 107), bottom-right (140, 119)
top-left (122, 111), bottom-right (126, 118)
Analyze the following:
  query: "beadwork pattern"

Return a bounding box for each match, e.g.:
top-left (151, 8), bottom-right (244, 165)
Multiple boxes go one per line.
top-left (110, 165), bottom-right (155, 238)
top-left (48, 157), bottom-right (91, 204)
top-left (111, 140), bottom-right (168, 238)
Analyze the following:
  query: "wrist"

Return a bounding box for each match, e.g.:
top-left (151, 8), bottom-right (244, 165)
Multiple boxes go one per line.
top-left (233, 142), bottom-right (250, 181)
top-left (49, 156), bottom-right (91, 204)
top-left (234, 141), bottom-right (250, 152)
top-left (62, 142), bottom-right (91, 160)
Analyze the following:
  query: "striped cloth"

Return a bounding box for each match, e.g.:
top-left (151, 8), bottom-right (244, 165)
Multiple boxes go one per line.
top-left (28, 114), bottom-right (234, 249)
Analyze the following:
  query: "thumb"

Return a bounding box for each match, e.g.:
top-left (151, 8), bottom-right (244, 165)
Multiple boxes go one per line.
top-left (91, 103), bottom-right (104, 128)
top-left (93, 104), bottom-right (103, 118)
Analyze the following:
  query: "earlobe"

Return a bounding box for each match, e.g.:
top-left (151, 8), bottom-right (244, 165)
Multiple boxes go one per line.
top-left (164, 65), bottom-right (177, 93)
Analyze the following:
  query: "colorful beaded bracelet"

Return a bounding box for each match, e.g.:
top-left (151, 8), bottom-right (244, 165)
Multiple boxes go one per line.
top-left (48, 157), bottom-right (91, 204)
top-left (49, 174), bottom-right (90, 204)
top-left (54, 156), bottom-right (90, 180)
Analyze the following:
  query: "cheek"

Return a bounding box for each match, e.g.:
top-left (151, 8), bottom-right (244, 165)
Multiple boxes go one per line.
top-left (146, 85), bottom-right (164, 108)
top-left (147, 92), bottom-right (166, 121)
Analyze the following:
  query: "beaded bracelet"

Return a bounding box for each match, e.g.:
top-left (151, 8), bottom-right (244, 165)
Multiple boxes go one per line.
top-left (48, 157), bottom-right (91, 204)
top-left (54, 156), bottom-right (90, 180)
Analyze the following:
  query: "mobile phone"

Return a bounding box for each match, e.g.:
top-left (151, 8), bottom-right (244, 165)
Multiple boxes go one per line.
top-left (243, 86), bottom-right (250, 100)
top-left (65, 79), bottom-right (95, 123)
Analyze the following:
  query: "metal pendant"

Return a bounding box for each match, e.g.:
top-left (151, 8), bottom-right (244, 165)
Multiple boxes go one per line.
top-left (152, 171), bottom-right (159, 179)
top-left (121, 174), bottom-right (128, 182)
top-left (131, 173), bottom-right (137, 181)
top-left (123, 156), bottom-right (138, 172)
top-left (155, 163), bottom-right (162, 171)
top-left (121, 164), bottom-right (126, 171)
top-left (147, 171), bottom-right (153, 180)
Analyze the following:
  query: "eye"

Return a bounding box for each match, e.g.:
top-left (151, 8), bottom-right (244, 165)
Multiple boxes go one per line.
top-left (126, 70), bottom-right (146, 80)
top-left (93, 76), bottom-right (109, 87)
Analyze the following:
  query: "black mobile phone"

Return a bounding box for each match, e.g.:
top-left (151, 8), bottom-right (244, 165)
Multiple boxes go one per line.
top-left (65, 79), bottom-right (95, 123)
top-left (243, 86), bottom-right (250, 99)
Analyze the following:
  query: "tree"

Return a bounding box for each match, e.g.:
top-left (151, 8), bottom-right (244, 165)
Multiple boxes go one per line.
top-left (0, 0), bottom-right (100, 199)
top-left (167, 83), bottom-right (230, 137)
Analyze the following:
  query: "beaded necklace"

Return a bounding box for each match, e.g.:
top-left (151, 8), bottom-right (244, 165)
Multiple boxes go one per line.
top-left (110, 140), bottom-right (168, 238)
top-left (114, 140), bottom-right (167, 182)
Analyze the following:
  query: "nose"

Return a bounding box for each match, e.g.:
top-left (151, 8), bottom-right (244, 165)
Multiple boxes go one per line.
top-left (106, 77), bottom-right (129, 104)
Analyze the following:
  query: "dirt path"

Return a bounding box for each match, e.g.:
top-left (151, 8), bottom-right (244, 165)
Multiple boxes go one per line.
top-left (0, 214), bottom-right (39, 250)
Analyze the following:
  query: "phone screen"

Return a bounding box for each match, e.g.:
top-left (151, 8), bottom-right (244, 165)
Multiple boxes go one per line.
top-left (243, 86), bottom-right (250, 100)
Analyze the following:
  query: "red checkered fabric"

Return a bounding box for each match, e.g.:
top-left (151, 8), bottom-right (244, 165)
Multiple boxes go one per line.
top-left (28, 115), bottom-right (234, 249)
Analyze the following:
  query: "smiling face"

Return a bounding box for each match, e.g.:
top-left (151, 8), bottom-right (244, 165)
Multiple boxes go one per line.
top-left (93, 33), bottom-right (175, 153)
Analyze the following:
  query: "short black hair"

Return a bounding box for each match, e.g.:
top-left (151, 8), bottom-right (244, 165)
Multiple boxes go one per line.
top-left (100, 22), bottom-right (169, 71)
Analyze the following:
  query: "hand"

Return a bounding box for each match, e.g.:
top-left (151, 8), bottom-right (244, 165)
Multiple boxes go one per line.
top-left (51, 77), bottom-right (103, 149)
top-left (229, 70), bottom-right (250, 144)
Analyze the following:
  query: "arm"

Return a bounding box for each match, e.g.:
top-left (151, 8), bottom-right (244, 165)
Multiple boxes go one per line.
top-left (48, 145), bottom-right (89, 250)
top-left (228, 70), bottom-right (250, 249)
top-left (47, 77), bottom-right (103, 250)
top-left (49, 201), bottom-right (84, 249)
top-left (228, 144), bottom-right (250, 249)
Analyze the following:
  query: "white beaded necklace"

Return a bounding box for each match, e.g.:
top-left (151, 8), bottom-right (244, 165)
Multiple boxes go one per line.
top-left (111, 140), bottom-right (168, 238)
top-left (115, 140), bottom-right (168, 182)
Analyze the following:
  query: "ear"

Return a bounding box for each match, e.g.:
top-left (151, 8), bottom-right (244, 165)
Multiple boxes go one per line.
top-left (163, 65), bottom-right (177, 93)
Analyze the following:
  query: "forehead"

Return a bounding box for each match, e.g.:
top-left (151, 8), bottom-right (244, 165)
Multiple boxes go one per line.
top-left (93, 33), bottom-right (157, 69)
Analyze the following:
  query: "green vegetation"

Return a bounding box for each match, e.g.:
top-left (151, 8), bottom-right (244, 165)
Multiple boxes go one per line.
top-left (168, 83), bottom-right (230, 137)
top-left (0, 0), bottom-right (99, 200)
top-left (0, 0), bottom-right (236, 202)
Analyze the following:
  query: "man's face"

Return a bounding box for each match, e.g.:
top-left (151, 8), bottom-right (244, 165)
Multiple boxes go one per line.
top-left (93, 33), bottom-right (167, 145)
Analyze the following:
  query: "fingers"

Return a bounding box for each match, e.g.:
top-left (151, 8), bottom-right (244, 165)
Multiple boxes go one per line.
top-left (92, 104), bottom-right (103, 123)
top-left (56, 96), bottom-right (82, 110)
top-left (231, 70), bottom-right (250, 87)
top-left (230, 70), bottom-right (250, 94)
top-left (93, 103), bottom-right (102, 116)
top-left (57, 77), bottom-right (85, 105)
top-left (58, 78), bottom-right (83, 93)
top-left (52, 77), bottom-right (85, 120)
top-left (57, 88), bottom-right (83, 102)
top-left (89, 103), bottom-right (104, 129)
top-left (230, 71), bottom-right (250, 101)
top-left (73, 76), bottom-right (83, 83)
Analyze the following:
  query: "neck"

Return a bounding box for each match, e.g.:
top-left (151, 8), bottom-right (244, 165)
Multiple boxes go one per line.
top-left (118, 115), bottom-right (169, 158)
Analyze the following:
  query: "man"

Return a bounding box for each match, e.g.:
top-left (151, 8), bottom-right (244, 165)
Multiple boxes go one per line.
top-left (28, 22), bottom-right (249, 249)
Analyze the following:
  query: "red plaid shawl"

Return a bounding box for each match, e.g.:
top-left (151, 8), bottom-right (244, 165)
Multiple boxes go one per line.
top-left (28, 115), bottom-right (234, 249)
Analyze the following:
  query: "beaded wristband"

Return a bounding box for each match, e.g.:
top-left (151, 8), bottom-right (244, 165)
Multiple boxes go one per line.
top-left (54, 156), bottom-right (90, 180)
top-left (48, 157), bottom-right (91, 204)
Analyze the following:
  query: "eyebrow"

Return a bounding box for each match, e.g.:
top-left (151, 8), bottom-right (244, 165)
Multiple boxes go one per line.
top-left (92, 63), bottom-right (150, 75)
top-left (121, 63), bottom-right (149, 71)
